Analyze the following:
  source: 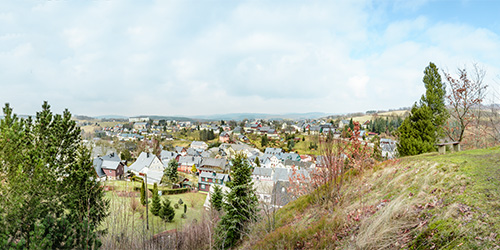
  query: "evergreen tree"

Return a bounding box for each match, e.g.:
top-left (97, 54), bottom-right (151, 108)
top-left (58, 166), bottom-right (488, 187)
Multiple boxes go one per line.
top-left (420, 62), bottom-right (448, 135)
top-left (151, 183), bottom-right (161, 216)
top-left (164, 159), bottom-right (179, 183)
top-left (215, 153), bottom-right (258, 249)
top-left (397, 104), bottom-right (436, 156)
top-left (210, 185), bottom-right (224, 211)
top-left (261, 134), bottom-right (268, 147)
top-left (254, 157), bottom-right (261, 168)
top-left (371, 135), bottom-right (383, 161)
top-left (140, 180), bottom-right (146, 206)
top-left (159, 198), bottom-right (175, 222)
top-left (348, 118), bottom-right (354, 131)
top-left (0, 102), bottom-right (108, 249)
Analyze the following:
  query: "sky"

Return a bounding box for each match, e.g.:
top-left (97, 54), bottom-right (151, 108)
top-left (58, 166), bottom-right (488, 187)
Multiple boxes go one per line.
top-left (1, 0), bottom-right (499, 117)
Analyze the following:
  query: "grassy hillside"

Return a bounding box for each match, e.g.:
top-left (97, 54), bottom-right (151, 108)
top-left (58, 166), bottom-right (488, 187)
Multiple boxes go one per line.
top-left (245, 147), bottom-right (500, 249)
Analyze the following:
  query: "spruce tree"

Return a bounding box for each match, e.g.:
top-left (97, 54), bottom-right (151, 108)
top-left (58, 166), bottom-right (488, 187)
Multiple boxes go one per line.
top-left (397, 104), bottom-right (436, 156)
top-left (140, 180), bottom-right (146, 206)
top-left (210, 185), bottom-right (224, 211)
top-left (420, 62), bottom-right (448, 135)
top-left (151, 183), bottom-right (161, 216)
top-left (164, 159), bottom-right (178, 183)
top-left (159, 198), bottom-right (175, 222)
top-left (215, 153), bottom-right (258, 249)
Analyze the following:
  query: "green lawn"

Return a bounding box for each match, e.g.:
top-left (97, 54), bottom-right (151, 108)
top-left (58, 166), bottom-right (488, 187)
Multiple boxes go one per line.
top-left (100, 180), bottom-right (207, 246)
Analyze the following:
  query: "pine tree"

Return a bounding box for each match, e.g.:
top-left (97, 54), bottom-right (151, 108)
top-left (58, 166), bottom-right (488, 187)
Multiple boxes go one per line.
top-left (159, 198), bottom-right (175, 222)
top-left (210, 185), bottom-right (224, 211)
top-left (151, 183), bottom-right (161, 216)
top-left (215, 153), bottom-right (258, 248)
top-left (140, 180), bottom-right (146, 206)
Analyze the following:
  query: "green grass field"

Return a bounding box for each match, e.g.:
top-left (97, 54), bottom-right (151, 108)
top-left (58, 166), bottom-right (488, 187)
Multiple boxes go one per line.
top-left (100, 180), bottom-right (207, 247)
top-left (246, 147), bottom-right (500, 249)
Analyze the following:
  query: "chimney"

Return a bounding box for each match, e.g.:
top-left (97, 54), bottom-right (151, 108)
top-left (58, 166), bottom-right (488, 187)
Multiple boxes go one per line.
top-left (147, 152), bottom-right (150, 157)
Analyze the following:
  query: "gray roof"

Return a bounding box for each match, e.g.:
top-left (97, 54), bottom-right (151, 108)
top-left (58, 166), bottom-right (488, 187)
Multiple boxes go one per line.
top-left (178, 156), bottom-right (202, 166)
top-left (252, 167), bottom-right (273, 177)
top-left (283, 159), bottom-right (313, 169)
top-left (160, 150), bottom-right (178, 161)
top-left (129, 152), bottom-right (157, 172)
top-left (191, 141), bottom-right (208, 147)
top-left (273, 168), bottom-right (290, 182)
top-left (186, 148), bottom-right (201, 156)
top-left (175, 146), bottom-right (185, 154)
top-left (93, 152), bottom-right (121, 178)
top-left (200, 171), bottom-right (229, 181)
top-left (200, 158), bottom-right (227, 168)
top-left (101, 160), bottom-right (121, 170)
top-left (265, 147), bottom-right (282, 155)
top-left (281, 152), bottom-right (300, 161)
top-left (272, 167), bottom-right (310, 182)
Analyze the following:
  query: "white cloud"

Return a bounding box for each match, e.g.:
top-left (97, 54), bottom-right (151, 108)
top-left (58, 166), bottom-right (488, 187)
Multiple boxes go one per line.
top-left (0, 1), bottom-right (499, 116)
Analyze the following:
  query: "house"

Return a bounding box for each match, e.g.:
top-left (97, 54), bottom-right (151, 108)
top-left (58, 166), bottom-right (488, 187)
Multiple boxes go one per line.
top-left (219, 131), bottom-right (230, 143)
top-left (261, 155), bottom-right (284, 169)
top-left (380, 138), bottom-right (397, 159)
top-left (252, 167), bottom-right (274, 204)
top-left (175, 146), bottom-right (187, 156)
top-left (283, 159), bottom-right (314, 169)
top-left (338, 120), bottom-right (350, 129)
top-left (186, 148), bottom-right (201, 157)
top-left (198, 171), bottom-right (229, 192)
top-left (128, 152), bottom-right (164, 184)
top-left (190, 141), bottom-right (208, 150)
top-left (129, 152), bottom-right (164, 174)
top-left (93, 152), bottom-right (125, 180)
top-left (309, 125), bottom-right (321, 135)
top-left (199, 158), bottom-right (228, 173)
top-left (238, 134), bottom-right (250, 142)
top-left (264, 147), bottom-right (282, 155)
top-left (177, 156), bottom-right (202, 173)
top-left (280, 152), bottom-right (301, 161)
top-left (160, 150), bottom-right (179, 163)
top-left (133, 122), bottom-right (149, 130)
top-left (233, 126), bottom-right (243, 135)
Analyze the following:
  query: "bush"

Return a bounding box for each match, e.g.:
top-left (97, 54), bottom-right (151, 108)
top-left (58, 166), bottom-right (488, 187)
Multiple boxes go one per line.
top-left (130, 176), bottom-right (143, 182)
top-left (174, 204), bottom-right (179, 209)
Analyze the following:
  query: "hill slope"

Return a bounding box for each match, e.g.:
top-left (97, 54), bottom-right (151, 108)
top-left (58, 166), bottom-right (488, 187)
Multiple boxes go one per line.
top-left (245, 148), bottom-right (500, 249)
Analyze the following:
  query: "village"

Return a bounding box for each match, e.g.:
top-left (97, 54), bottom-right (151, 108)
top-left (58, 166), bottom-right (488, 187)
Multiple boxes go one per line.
top-left (90, 114), bottom-right (400, 209)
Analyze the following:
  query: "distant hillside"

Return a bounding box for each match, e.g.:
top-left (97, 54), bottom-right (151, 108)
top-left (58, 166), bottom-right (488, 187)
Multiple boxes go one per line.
top-left (243, 147), bottom-right (500, 249)
top-left (94, 115), bottom-right (129, 120)
top-left (192, 112), bottom-right (331, 121)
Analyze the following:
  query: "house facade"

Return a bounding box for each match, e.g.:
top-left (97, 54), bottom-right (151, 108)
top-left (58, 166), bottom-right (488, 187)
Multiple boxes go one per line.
top-left (198, 171), bottom-right (229, 192)
top-left (93, 152), bottom-right (125, 180)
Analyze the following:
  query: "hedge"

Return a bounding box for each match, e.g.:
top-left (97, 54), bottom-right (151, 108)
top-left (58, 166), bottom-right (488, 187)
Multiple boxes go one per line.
top-left (133, 186), bottom-right (190, 195)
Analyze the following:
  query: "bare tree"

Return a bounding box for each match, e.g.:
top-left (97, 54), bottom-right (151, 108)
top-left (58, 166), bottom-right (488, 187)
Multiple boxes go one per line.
top-left (444, 64), bottom-right (488, 144)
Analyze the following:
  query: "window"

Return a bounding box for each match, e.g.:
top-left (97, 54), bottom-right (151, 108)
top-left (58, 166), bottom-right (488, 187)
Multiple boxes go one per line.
top-left (201, 184), bottom-right (206, 189)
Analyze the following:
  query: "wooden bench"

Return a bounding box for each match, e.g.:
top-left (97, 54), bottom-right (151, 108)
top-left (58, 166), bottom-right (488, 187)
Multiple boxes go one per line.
top-left (435, 142), bottom-right (460, 154)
